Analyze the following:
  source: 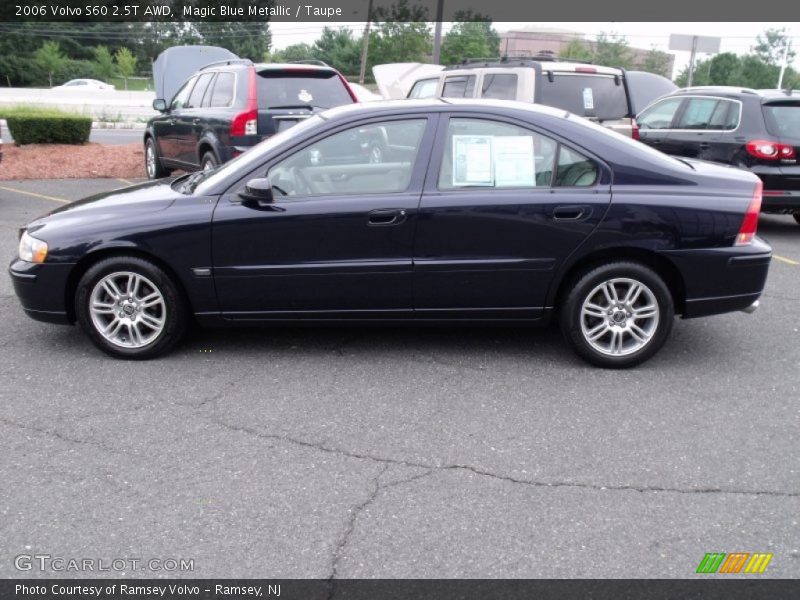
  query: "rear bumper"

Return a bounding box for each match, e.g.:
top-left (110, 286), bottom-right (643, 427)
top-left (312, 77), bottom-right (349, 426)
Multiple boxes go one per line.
top-left (661, 237), bottom-right (772, 318)
top-left (8, 259), bottom-right (73, 324)
top-left (760, 190), bottom-right (800, 213)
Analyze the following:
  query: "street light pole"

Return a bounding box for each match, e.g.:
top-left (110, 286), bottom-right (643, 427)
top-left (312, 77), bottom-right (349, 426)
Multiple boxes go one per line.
top-left (777, 40), bottom-right (790, 90)
top-left (686, 35), bottom-right (698, 87)
top-left (431, 0), bottom-right (444, 65)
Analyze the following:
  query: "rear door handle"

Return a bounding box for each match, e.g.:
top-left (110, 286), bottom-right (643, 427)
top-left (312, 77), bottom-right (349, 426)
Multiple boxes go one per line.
top-left (553, 205), bottom-right (592, 221)
top-left (368, 208), bottom-right (407, 226)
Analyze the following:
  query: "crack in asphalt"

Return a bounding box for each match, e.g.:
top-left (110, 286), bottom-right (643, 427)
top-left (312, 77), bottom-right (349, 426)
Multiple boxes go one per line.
top-left (327, 466), bottom-right (434, 587)
top-left (204, 418), bottom-right (800, 499)
top-left (0, 416), bottom-right (139, 457)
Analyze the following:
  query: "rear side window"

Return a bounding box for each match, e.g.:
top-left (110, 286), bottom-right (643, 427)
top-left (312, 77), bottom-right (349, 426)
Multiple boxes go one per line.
top-left (638, 97), bottom-right (682, 130)
top-left (676, 97), bottom-right (719, 129)
top-left (762, 102), bottom-right (800, 138)
top-left (256, 70), bottom-right (352, 109)
top-left (555, 146), bottom-right (598, 187)
top-left (186, 73), bottom-right (214, 109)
top-left (480, 74), bottom-right (518, 100)
top-left (539, 73), bottom-right (629, 120)
top-left (209, 72), bottom-right (235, 107)
top-left (408, 78), bottom-right (438, 99)
top-left (442, 75), bottom-right (476, 98)
top-left (439, 118), bottom-right (557, 189)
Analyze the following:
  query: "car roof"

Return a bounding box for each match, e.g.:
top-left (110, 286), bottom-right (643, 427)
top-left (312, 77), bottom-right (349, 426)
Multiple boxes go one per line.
top-left (667, 86), bottom-right (800, 104)
top-left (443, 56), bottom-right (623, 74)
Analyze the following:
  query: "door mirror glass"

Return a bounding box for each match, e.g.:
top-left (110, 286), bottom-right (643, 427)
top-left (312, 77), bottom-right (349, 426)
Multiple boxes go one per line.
top-left (239, 178), bottom-right (274, 204)
top-left (153, 98), bottom-right (167, 112)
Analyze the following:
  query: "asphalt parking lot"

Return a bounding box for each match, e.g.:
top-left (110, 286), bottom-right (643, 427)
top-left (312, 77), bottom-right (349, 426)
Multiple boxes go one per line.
top-left (0, 179), bottom-right (798, 579)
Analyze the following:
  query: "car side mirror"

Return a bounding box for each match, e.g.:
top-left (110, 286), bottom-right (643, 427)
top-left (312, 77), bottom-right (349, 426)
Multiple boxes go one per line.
top-left (238, 178), bottom-right (274, 205)
top-left (153, 98), bottom-right (168, 112)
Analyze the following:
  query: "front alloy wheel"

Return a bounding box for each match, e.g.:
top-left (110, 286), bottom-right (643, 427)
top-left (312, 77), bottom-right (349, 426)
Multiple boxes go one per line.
top-left (76, 256), bottom-right (187, 359)
top-left (561, 261), bottom-right (674, 368)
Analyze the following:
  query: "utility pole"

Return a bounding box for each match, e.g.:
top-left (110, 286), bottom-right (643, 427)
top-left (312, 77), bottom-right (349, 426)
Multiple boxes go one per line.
top-left (358, 0), bottom-right (374, 84)
top-left (777, 39), bottom-right (790, 90)
top-left (431, 0), bottom-right (444, 65)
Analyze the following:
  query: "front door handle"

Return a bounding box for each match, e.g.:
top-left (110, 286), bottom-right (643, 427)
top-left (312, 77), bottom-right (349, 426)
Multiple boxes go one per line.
top-left (699, 142), bottom-right (711, 150)
top-left (368, 208), bottom-right (407, 226)
top-left (193, 118), bottom-right (201, 125)
top-left (169, 119), bottom-right (177, 126)
top-left (553, 205), bottom-right (592, 221)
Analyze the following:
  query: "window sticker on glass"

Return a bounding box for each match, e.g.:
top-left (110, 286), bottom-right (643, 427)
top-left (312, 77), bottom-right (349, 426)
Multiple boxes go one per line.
top-left (452, 135), bottom-right (494, 186)
top-left (493, 136), bottom-right (536, 187)
top-left (582, 87), bottom-right (594, 111)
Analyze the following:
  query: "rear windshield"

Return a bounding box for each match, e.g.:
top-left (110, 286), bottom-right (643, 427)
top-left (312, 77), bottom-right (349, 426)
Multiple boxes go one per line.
top-left (539, 73), bottom-right (630, 121)
top-left (257, 70), bottom-right (352, 110)
top-left (762, 102), bottom-right (800, 139)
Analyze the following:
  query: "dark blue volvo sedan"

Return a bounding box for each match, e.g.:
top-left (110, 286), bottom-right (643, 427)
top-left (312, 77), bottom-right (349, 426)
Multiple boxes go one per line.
top-left (9, 100), bottom-right (771, 367)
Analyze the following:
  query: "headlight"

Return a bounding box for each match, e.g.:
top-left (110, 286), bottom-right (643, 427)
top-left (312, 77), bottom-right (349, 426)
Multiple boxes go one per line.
top-left (18, 231), bottom-right (48, 263)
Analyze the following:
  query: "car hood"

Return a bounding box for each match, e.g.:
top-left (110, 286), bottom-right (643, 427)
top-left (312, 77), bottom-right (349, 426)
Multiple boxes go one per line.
top-left (29, 179), bottom-right (181, 230)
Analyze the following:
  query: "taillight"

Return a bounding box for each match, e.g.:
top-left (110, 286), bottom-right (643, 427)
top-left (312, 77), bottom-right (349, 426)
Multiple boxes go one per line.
top-left (631, 118), bottom-right (640, 141)
top-left (231, 67), bottom-right (258, 137)
top-left (735, 180), bottom-right (763, 246)
top-left (745, 139), bottom-right (796, 160)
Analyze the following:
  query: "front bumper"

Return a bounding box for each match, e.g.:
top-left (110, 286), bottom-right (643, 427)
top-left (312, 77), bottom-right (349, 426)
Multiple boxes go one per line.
top-left (662, 237), bottom-right (772, 319)
top-left (8, 259), bottom-right (74, 324)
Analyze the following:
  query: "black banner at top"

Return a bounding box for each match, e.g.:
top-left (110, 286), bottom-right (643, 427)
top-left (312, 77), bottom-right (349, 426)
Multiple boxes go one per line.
top-left (1, 0), bottom-right (800, 22)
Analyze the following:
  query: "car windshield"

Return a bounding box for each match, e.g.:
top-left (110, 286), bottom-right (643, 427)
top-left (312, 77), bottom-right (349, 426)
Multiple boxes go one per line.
top-left (539, 73), bottom-right (630, 121)
top-left (191, 115), bottom-right (326, 195)
top-left (257, 70), bottom-right (352, 109)
top-left (762, 102), bottom-right (800, 139)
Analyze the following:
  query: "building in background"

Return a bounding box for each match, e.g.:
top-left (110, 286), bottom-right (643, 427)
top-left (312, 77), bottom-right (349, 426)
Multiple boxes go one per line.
top-left (499, 27), bottom-right (675, 77)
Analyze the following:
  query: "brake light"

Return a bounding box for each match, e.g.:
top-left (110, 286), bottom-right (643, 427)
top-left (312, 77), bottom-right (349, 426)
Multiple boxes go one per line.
top-left (745, 139), bottom-right (796, 160)
top-left (735, 180), bottom-right (762, 246)
top-left (574, 67), bottom-right (597, 73)
top-left (231, 67), bottom-right (258, 136)
top-left (631, 118), bottom-right (640, 141)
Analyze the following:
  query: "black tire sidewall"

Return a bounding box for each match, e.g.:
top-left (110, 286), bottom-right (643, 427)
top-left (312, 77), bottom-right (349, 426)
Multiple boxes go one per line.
top-left (75, 257), bottom-right (187, 359)
top-left (560, 261), bottom-right (674, 368)
top-left (794, 213), bottom-right (800, 225)
top-left (201, 151), bottom-right (218, 170)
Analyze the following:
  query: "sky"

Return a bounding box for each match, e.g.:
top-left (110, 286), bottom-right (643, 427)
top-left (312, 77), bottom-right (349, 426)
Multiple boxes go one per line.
top-left (269, 21), bottom-right (800, 79)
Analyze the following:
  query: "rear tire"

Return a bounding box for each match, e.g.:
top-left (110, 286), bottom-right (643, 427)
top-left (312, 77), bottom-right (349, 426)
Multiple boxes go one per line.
top-left (560, 261), bottom-right (674, 368)
top-left (145, 138), bottom-right (170, 179)
top-left (793, 213), bottom-right (800, 226)
top-left (75, 256), bottom-right (187, 360)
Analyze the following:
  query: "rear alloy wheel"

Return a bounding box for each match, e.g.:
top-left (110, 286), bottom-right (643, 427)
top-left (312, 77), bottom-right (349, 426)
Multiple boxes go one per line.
top-left (201, 151), bottom-right (218, 172)
top-left (793, 213), bottom-right (800, 226)
top-left (560, 261), bottom-right (674, 368)
top-left (145, 138), bottom-right (170, 179)
top-left (75, 257), bottom-right (187, 359)
top-left (368, 144), bottom-right (383, 164)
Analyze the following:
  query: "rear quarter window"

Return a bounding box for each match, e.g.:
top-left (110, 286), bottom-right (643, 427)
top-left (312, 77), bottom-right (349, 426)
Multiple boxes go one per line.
top-left (539, 73), bottom-right (629, 121)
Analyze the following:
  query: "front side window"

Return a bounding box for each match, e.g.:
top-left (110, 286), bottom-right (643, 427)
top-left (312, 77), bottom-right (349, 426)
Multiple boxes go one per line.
top-left (439, 118), bottom-right (557, 189)
top-left (480, 74), bottom-right (518, 100)
top-left (442, 75), bottom-right (476, 98)
top-left (638, 97), bottom-right (683, 130)
top-left (171, 77), bottom-right (196, 110)
top-left (267, 119), bottom-right (427, 198)
top-left (408, 78), bottom-right (438, 99)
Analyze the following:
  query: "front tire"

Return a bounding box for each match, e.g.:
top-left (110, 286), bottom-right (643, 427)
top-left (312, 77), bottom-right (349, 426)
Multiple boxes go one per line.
top-left (560, 261), bottom-right (674, 368)
top-left (145, 138), bottom-right (170, 179)
top-left (75, 256), bottom-right (187, 359)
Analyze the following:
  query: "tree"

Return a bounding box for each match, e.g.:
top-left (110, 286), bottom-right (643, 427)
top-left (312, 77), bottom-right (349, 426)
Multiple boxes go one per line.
top-left (270, 43), bottom-right (316, 63)
top-left (753, 28), bottom-right (795, 67)
top-left (193, 22), bottom-right (271, 61)
top-left (313, 27), bottom-right (361, 76)
top-left (592, 32), bottom-right (633, 70)
top-left (35, 41), bottom-right (66, 87)
top-left (440, 11), bottom-right (500, 66)
top-left (561, 39), bottom-right (592, 62)
top-left (114, 47), bottom-right (136, 90)
top-left (93, 46), bottom-right (116, 83)
top-left (641, 47), bottom-right (672, 78)
top-left (707, 52), bottom-right (742, 86)
top-left (368, 0), bottom-right (431, 67)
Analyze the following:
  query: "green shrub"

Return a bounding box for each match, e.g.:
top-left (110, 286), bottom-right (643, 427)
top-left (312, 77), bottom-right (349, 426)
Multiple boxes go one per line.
top-left (4, 109), bottom-right (91, 145)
